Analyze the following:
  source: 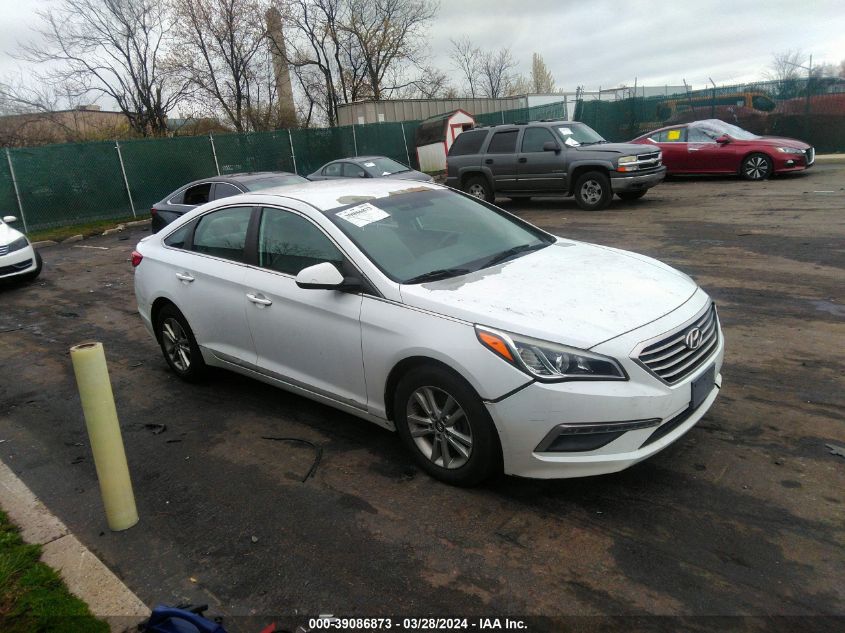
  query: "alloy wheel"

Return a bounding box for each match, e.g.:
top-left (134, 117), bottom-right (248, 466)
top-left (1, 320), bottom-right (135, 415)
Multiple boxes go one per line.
top-left (744, 156), bottom-right (770, 180)
top-left (468, 183), bottom-right (486, 199)
top-left (161, 317), bottom-right (191, 371)
top-left (406, 386), bottom-right (473, 469)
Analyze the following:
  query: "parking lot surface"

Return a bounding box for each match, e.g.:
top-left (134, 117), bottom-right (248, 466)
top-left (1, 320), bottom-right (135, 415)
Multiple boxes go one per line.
top-left (1, 165), bottom-right (843, 629)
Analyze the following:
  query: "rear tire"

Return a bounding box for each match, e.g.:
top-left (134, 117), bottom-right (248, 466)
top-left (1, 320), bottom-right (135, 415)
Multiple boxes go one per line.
top-left (394, 365), bottom-right (501, 486)
top-left (462, 175), bottom-right (494, 203)
top-left (155, 304), bottom-right (206, 382)
top-left (574, 171), bottom-right (612, 210)
top-left (741, 153), bottom-right (773, 180)
top-left (617, 190), bottom-right (647, 202)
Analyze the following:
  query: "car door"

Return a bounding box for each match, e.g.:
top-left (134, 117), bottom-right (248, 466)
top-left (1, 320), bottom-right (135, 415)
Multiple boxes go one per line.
top-left (686, 126), bottom-right (735, 173)
top-left (650, 127), bottom-right (689, 172)
top-left (317, 162), bottom-right (343, 180)
top-left (170, 205), bottom-right (257, 365)
top-left (515, 126), bottom-right (565, 192)
top-left (342, 162), bottom-right (368, 179)
top-left (243, 206), bottom-right (367, 409)
top-left (483, 129), bottom-right (519, 191)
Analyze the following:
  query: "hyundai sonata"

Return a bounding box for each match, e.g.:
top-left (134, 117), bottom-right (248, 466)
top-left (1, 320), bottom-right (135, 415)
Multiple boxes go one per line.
top-left (133, 180), bottom-right (723, 485)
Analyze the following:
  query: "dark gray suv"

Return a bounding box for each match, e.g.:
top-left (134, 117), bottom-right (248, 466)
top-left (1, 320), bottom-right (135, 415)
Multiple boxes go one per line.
top-left (445, 120), bottom-right (666, 210)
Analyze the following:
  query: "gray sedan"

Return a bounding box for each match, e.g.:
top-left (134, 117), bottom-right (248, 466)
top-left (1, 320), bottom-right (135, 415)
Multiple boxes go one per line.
top-left (307, 156), bottom-right (433, 183)
top-left (151, 171), bottom-right (307, 233)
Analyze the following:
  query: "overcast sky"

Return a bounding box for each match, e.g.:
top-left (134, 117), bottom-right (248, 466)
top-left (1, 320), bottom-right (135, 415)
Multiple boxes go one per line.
top-left (2, 0), bottom-right (844, 97)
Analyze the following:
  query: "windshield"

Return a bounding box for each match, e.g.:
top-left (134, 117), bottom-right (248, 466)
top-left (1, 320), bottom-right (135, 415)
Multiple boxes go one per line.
top-left (360, 157), bottom-right (410, 176)
top-left (692, 119), bottom-right (759, 140)
top-left (246, 174), bottom-right (308, 191)
top-left (555, 123), bottom-right (606, 147)
top-left (326, 189), bottom-right (553, 283)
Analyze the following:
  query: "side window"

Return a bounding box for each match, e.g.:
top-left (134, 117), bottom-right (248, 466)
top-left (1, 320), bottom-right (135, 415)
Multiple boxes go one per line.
top-left (342, 162), bottom-right (367, 178)
top-left (183, 183), bottom-right (212, 205)
top-left (323, 163), bottom-right (342, 177)
top-left (258, 208), bottom-right (344, 276)
top-left (191, 206), bottom-right (253, 262)
top-left (486, 130), bottom-right (518, 154)
top-left (213, 183), bottom-right (242, 200)
top-left (448, 130), bottom-right (486, 156)
top-left (521, 127), bottom-right (556, 152)
top-left (688, 127), bottom-right (716, 142)
top-left (164, 223), bottom-right (191, 249)
top-left (654, 128), bottom-right (687, 142)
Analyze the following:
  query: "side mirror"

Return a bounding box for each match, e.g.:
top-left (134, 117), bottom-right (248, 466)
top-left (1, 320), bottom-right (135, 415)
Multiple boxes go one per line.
top-left (2, 215), bottom-right (17, 223)
top-left (542, 141), bottom-right (561, 153)
top-left (295, 262), bottom-right (361, 292)
top-left (715, 135), bottom-right (731, 145)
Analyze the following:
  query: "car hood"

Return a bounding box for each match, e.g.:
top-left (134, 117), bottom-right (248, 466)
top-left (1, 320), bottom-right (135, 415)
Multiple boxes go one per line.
top-left (747, 136), bottom-right (811, 150)
top-left (575, 142), bottom-right (656, 155)
top-left (399, 240), bottom-right (698, 349)
top-left (0, 221), bottom-right (24, 246)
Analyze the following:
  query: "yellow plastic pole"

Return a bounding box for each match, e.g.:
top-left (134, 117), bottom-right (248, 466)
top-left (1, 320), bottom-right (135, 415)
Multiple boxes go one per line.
top-left (70, 342), bottom-right (139, 531)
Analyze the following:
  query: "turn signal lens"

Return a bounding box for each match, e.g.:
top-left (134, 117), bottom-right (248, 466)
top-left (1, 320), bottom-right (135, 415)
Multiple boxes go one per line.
top-left (476, 330), bottom-right (514, 363)
top-left (130, 251), bottom-right (143, 267)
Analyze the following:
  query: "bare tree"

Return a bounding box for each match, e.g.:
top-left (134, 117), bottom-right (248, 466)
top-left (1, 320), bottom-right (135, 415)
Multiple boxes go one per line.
top-left (18, 0), bottom-right (186, 136)
top-left (479, 47), bottom-right (517, 98)
top-left (169, 0), bottom-right (287, 133)
top-left (402, 65), bottom-right (451, 99)
top-left (449, 37), bottom-right (481, 98)
top-left (764, 49), bottom-right (807, 99)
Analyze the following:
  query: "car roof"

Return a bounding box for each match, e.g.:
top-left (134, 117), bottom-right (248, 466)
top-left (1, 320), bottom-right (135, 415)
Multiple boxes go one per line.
top-left (182, 171), bottom-right (298, 187)
top-left (247, 178), bottom-right (440, 213)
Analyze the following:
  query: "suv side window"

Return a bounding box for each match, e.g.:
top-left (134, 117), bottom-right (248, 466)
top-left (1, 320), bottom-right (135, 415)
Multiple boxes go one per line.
top-left (183, 183), bottom-right (212, 205)
top-left (486, 130), bottom-right (518, 154)
top-left (258, 208), bottom-right (344, 276)
top-left (448, 130), bottom-right (486, 156)
top-left (191, 206), bottom-right (253, 262)
top-left (521, 127), bottom-right (556, 152)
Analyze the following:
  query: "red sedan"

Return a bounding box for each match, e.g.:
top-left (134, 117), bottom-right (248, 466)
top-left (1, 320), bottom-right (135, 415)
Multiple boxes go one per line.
top-left (631, 119), bottom-right (814, 180)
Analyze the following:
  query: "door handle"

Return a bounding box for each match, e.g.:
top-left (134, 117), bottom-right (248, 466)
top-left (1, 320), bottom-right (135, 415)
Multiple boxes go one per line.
top-left (175, 272), bottom-right (195, 282)
top-left (484, 158), bottom-right (494, 164)
top-left (518, 157), bottom-right (527, 163)
top-left (246, 293), bottom-right (273, 306)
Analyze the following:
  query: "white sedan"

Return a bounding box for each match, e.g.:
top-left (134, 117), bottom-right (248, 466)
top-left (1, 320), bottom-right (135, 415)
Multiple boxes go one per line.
top-left (133, 180), bottom-right (723, 485)
top-left (0, 215), bottom-right (41, 282)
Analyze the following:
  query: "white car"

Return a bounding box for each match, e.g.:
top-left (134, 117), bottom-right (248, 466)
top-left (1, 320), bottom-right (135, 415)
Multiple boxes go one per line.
top-left (0, 215), bottom-right (41, 282)
top-left (133, 180), bottom-right (723, 485)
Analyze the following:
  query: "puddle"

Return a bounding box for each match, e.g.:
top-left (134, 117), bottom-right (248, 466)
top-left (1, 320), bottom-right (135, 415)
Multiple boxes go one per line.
top-left (809, 300), bottom-right (845, 317)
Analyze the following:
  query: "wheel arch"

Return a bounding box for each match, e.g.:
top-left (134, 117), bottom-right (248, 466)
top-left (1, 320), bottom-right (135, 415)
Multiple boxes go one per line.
top-left (567, 163), bottom-right (611, 195)
top-left (740, 150), bottom-right (775, 176)
top-left (150, 296), bottom-right (179, 343)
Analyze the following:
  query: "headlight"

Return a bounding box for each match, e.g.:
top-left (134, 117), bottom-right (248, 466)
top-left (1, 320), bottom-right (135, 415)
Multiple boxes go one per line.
top-left (476, 326), bottom-right (627, 382)
top-left (777, 147), bottom-right (804, 154)
top-left (6, 236), bottom-right (29, 253)
top-left (618, 155), bottom-right (637, 164)
top-left (617, 155), bottom-right (639, 172)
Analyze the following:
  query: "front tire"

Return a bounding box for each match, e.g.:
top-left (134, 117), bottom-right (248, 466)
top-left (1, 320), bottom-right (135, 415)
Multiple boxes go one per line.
top-left (155, 304), bottom-right (206, 382)
top-left (394, 365), bottom-right (501, 486)
top-left (574, 171), bottom-right (612, 210)
top-left (741, 153), bottom-right (773, 180)
top-left (462, 175), bottom-right (494, 203)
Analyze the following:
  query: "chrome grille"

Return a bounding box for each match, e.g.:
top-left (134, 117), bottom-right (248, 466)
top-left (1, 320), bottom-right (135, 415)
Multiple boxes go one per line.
top-left (635, 151), bottom-right (662, 169)
top-left (637, 304), bottom-right (719, 384)
top-left (806, 147), bottom-right (815, 165)
top-left (0, 245), bottom-right (8, 256)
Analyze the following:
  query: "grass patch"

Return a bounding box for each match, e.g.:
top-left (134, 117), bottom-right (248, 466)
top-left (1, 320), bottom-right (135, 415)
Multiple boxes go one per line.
top-left (29, 216), bottom-right (141, 243)
top-left (0, 510), bottom-right (108, 633)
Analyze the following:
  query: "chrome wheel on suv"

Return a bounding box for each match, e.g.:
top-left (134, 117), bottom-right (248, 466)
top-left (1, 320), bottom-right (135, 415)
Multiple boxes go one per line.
top-left (462, 175), bottom-right (493, 202)
top-left (580, 179), bottom-right (603, 205)
top-left (573, 170), bottom-right (612, 210)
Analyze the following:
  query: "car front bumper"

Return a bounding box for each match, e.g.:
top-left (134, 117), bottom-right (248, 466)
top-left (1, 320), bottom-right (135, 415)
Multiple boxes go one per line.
top-left (610, 166), bottom-right (666, 192)
top-left (0, 244), bottom-right (38, 279)
top-left (485, 291), bottom-right (724, 478)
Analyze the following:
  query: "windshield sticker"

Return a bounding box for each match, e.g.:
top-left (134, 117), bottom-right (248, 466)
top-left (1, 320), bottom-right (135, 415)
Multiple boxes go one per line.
top-left (564, 137), bottom-right (580, 147)
top-left (558, 127), bottom-right (573, 135)
top-left (364, 162), bottom-right (376, 167)
top-left (336, 202), bottom-right (390, 227)
top-left (381, 171), bottom-right (391, 176)
top-left (667, 129), bottom-right (681, 140)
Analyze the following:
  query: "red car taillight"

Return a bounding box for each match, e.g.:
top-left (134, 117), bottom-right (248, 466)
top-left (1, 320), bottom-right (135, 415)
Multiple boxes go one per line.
top-left (131, 251), bottom-right (143, 267)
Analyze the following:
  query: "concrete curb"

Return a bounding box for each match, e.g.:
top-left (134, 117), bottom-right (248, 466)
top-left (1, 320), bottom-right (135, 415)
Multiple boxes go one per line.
top-left (815, 154), bottom-right (845, 163)
top-left (0, 458), bottom-right (149, 632)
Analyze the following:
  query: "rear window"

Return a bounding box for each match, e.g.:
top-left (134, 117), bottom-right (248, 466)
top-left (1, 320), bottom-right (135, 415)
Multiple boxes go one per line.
top-left (448, 130), bottom-right (486, 156)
